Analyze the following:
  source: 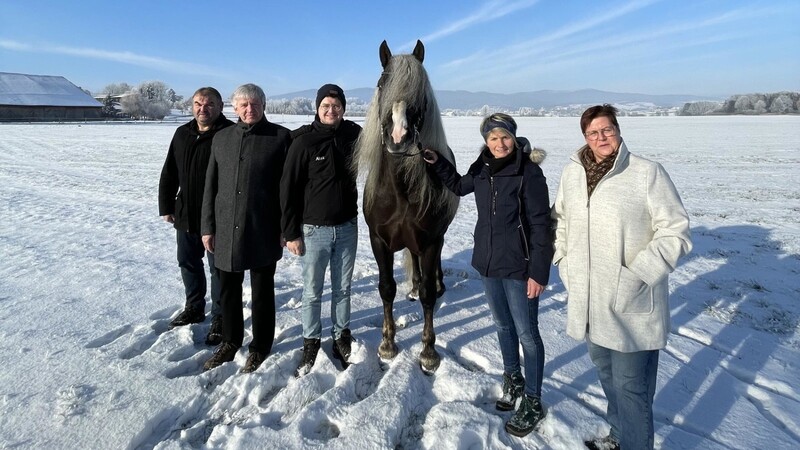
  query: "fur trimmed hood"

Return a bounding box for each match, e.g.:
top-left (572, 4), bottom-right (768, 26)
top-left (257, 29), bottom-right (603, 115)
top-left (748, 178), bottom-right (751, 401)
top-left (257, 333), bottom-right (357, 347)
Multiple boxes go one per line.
top-left (517, 136), bottom-right (546, 164)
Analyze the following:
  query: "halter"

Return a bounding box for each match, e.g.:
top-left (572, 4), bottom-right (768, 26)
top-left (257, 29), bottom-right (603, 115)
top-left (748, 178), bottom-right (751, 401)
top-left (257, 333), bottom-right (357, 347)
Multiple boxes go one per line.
top-left (376, 69), bottom-right (428, 158)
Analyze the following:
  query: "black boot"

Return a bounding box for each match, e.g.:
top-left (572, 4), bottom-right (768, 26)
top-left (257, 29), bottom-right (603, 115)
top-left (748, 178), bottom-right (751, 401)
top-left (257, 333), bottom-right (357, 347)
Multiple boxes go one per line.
top-left (295, 338), bottom-right (321, 377)
top-left (332, 328), bottom-right (352, 367)
top-left (585, 434), bottom-right (620, 450)
top-left (505, 395), bottom-right (546, 437)
top-left (205, 315), bottom-right (223, 346)
top-left (496, 371), bottom-right (525, 411)
top-left (170, 307), bottom-right (204, 328)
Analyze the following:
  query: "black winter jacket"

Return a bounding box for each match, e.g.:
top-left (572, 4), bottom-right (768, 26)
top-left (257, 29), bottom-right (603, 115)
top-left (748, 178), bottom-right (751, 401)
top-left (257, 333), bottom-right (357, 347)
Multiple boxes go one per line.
top-left (432, 145), bottom-right (553, 284)
top-left (280, 119), bottom-right (362, 241)
top-left (158, 115), bottom-right (234, 233)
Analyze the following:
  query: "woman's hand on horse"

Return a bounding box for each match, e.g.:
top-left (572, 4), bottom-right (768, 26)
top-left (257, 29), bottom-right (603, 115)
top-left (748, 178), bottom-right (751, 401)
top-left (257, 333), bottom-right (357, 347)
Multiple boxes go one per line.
top-left (423, 149), bottom-right (439, 164)
top-left (287, 238), bottom-right (305, 256)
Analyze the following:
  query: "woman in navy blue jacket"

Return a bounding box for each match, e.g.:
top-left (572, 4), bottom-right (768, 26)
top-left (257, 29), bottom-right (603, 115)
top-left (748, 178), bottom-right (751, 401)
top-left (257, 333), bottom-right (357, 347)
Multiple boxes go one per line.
top-left (424, 113), bottom-right (553, 438)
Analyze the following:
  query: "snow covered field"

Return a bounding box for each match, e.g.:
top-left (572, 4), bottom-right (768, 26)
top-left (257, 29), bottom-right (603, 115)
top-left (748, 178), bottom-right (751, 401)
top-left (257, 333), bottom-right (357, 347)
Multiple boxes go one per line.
top-left (1, 115), bottom-right (798, 449)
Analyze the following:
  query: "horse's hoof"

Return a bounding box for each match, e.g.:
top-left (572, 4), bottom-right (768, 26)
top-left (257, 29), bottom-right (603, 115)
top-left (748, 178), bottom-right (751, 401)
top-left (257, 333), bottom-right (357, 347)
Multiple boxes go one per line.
top-left (378, 341), bottom-right (398, 360)
top-left (419, 350), bottom-right (440, 374)
top-left (407, 289), bottom-right (419, 302)
top-left (419, 359), bottom-right (439, 375)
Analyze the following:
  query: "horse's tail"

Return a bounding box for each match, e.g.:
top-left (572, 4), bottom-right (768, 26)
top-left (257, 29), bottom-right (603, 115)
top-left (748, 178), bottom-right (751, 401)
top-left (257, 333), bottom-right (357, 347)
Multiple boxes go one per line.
top-left (403, 248), bottom-right (414, 283)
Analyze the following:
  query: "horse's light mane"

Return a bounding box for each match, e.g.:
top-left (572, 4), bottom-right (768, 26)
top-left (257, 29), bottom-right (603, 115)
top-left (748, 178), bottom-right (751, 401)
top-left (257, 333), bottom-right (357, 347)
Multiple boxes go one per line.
top-left (353, 53), bottom-right (458, 218)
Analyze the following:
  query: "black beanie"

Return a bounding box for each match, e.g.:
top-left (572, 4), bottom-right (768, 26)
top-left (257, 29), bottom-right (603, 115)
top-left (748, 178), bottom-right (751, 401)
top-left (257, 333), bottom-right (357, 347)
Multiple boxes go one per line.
top-left (316, 84), bottom-right (346, 111)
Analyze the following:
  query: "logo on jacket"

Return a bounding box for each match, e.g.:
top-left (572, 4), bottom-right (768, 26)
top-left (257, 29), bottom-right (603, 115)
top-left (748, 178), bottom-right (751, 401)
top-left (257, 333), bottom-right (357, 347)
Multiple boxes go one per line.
top-left (315, 156), bottom-right (326, 161)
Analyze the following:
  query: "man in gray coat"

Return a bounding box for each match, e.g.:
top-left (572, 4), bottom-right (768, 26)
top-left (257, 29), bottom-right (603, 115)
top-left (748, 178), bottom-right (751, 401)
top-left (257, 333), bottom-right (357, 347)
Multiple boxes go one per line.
top-left (201, 83), bottom-right (291, 373)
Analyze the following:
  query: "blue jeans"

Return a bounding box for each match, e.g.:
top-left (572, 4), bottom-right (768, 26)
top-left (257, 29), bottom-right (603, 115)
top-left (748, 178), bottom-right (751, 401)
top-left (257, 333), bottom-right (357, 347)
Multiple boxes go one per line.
top-left (587, 341), bottom-right (660, 450)
top-left (482, 277), bottom-right (545, 398)
top-left (301, 218), bottom-right (357, 340)
top-left (176, 230), bottom-right (221, 318)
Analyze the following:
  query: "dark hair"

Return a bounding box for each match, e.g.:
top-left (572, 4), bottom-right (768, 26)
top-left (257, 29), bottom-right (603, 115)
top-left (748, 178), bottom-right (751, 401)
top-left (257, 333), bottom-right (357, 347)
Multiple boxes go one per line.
top-left (192, 87), bottom-right (223, 105)
top-left (580, 104), bottom-right (619, 134)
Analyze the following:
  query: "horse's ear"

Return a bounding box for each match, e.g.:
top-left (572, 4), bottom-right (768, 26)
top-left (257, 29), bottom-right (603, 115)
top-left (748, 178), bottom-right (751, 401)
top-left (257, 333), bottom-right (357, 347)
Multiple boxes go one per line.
top-left (413, 40), bottom-right (424, 63)
top-left (379, 40), bottom-right (391, 68)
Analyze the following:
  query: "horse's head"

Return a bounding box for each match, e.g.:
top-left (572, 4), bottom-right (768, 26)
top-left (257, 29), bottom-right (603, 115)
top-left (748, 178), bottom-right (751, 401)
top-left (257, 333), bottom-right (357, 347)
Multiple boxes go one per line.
top-left (376, 40), bottom-right (429, 156)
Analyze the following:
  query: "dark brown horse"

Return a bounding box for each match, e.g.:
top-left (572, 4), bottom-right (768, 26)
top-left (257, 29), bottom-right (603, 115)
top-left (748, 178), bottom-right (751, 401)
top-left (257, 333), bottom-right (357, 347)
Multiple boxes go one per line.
top-left (353, 40), bottom-right (459, 373)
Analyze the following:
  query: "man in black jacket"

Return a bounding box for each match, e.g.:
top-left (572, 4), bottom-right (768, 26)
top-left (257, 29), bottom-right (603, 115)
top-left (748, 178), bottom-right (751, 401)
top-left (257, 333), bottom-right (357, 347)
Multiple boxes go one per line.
top-left (158, 87), bottom-right (233, 344)
top-left (280, 84), bottom-right (362, 376)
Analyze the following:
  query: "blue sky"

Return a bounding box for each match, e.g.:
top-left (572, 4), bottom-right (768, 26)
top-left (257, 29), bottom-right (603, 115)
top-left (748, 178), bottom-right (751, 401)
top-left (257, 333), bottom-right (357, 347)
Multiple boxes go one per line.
top-left (1, 0), bottom-right (798, 99)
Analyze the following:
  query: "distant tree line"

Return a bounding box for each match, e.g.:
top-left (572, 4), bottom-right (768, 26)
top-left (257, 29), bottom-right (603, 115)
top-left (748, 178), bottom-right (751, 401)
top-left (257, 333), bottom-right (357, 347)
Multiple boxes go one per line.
top-left (679, 91), bottom-right (799, 116)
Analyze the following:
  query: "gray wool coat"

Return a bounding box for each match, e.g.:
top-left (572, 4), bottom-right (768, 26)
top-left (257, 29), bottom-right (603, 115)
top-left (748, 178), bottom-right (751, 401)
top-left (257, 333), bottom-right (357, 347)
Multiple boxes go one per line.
top-left (201, 118), bottom-right (292, 272)
top-left (552, 140), bottom-right (692, 352)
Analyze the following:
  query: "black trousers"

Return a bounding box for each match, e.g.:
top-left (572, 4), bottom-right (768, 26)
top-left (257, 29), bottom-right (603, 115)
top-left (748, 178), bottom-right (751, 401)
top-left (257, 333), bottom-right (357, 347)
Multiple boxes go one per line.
top-left (218, 263), bottom-right (276, 354)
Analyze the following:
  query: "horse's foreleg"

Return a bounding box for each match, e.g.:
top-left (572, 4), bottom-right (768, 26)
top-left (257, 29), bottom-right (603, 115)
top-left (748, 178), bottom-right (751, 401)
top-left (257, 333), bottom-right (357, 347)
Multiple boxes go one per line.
top-left (371, 234), bottom-right (398, 360)
top-left (435, 242), bottom-right (446, 298)
top-left (407, 250), bottom-right (421, 301)
top-left (418, 241), bottom-right (443, 373)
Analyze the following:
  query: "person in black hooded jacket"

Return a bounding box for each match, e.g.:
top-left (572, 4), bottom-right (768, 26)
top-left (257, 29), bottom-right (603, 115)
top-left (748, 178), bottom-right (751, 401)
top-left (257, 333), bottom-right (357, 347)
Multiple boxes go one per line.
top-left (158, 87), bottom-right (233, 342)
top-left (423, 113), bottom-right (553, 438)
top-left (280, 84), bottom-right (361, 376)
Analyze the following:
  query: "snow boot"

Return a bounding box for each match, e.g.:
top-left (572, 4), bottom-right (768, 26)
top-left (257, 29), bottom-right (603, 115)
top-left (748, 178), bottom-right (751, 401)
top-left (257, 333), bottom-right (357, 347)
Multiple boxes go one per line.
top-left (205, 315), bottom-right (223, 346)
top-left (585, 434), bottom-right (620, 450)
top-left (295, 338), bottom-right (321, 377)
top-left (505, 395), bottom-right (546, 437)
top-left (332, 328), bottom-right (352, 367)
top-left (170, 307), bottom-right (204, 328)
top-left (203, 342), bottom-right (239, 371)
top-left (496, 371), bottom-right (525, 411)
top-left (241, 351), bottom-right (266, 373)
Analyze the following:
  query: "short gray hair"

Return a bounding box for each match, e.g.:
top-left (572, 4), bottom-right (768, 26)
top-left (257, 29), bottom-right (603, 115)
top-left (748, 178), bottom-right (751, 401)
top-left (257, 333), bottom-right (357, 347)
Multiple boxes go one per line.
top-left (231, 83), bottom-right (266, 107)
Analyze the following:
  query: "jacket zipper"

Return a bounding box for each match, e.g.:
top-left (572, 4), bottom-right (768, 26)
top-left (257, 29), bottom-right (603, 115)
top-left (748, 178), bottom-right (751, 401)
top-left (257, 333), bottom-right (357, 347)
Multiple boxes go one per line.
top-left (517, 176), bottom-right (529, 261)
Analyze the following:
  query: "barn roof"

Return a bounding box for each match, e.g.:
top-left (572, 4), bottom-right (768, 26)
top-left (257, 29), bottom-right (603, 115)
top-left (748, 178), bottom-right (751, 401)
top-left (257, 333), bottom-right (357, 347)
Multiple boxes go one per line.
top-left (0, 72), bottom-right (102, 107)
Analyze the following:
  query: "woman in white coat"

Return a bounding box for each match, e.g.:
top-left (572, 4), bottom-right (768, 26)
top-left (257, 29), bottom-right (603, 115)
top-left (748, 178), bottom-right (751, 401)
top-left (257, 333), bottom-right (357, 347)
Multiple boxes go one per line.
top-left (552, 104), bottom-right (691, 450)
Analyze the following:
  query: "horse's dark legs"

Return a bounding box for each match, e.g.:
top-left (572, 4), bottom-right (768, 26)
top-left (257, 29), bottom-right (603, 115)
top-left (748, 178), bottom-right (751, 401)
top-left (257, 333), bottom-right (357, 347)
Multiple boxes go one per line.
top-left (370, 233), bottom-right (399, 360)
top-left (435, 246), bottom-right (446, 298)
top-left (407, 251), bottom-right (421, 301)
top-left (418, 239), bottom-right (444, 373)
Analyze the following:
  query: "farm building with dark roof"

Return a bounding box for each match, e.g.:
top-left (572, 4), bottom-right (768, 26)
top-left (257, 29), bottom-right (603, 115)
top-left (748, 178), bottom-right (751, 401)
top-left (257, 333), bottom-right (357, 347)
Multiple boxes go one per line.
top-left (0, 72), bottom-right (102, 122)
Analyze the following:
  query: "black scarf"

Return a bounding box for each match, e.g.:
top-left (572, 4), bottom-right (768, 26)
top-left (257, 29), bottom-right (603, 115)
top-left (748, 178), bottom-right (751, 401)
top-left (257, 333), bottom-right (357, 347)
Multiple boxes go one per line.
top-left (482, 148), bottom-right (517, 175)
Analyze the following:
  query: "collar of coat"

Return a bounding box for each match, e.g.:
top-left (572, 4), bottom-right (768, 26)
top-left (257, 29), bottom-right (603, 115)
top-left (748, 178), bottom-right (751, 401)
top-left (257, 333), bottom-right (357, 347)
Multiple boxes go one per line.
top-left (572, 139), bottom-right (630, 174)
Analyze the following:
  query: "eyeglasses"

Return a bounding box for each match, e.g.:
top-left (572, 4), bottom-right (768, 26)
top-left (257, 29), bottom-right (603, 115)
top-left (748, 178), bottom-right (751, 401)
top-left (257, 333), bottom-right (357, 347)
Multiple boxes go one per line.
top-left (584, 127), bottom-right (617, 140)
top-left (319, 104), bottom-right (343, 112)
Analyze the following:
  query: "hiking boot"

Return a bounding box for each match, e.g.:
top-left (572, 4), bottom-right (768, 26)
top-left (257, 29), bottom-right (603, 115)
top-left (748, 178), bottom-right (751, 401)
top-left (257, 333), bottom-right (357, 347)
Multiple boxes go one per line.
top-left (170, 307), bottom-right (204, 328)
top-left (332, 328), bottom-right (352, 365)
top-left (505, 395), bottom-right (546, 437)
top-left (203, 342), bottom-right (239, 371)
top-left (205, 315), bottom-right (223, 346)
top-left (496, 371), bottom-right (525, 411)
top-left (294, 338), bottom-right (321, 377)
top-left (585, 434), bottom-right (620, 450)
top-left (241, 351), bottom-right (266, 373)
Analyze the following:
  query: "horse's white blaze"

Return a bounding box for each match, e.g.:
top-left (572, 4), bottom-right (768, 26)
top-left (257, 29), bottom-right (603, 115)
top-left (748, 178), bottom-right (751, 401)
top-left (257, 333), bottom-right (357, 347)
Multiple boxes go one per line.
top-left (390, 101), bottom-right (408, 144)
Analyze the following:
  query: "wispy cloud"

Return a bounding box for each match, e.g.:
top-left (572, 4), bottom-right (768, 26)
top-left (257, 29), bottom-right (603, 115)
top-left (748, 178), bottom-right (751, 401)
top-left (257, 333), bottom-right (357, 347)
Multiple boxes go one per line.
top-left (439, 1), bottom-right (775, 91)
top-left (399, 0), bottom-right (541, 50)
top-left (441, 0), bottom-right (663, 70)
top-left (0, 39), bottom-right (236, 79)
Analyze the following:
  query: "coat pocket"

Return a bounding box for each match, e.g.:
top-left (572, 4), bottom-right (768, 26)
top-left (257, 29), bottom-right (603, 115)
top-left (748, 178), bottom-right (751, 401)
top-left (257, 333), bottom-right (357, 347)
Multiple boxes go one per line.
top-left (557, 257), bottom-right (569, 291)
top-left (614, 265), bottom-right (653, 314)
